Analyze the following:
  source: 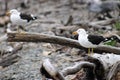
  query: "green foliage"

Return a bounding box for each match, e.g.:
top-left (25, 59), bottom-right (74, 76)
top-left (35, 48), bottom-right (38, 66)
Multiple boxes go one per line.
top-left (104, 40), bottom-right (117, 46)
top-left (114, 21), bottom-right (120, 30)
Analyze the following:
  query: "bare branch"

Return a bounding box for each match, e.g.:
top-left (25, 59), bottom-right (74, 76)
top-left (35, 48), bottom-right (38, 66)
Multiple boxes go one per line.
top-left (61, 61), bottom-right (95, 77)
top-left (40, 59), bottom-right (65, 80)
top-left (1, 42), bottom-right (24, 58)
top-left (7, 32), bottom-right (120, 54)
top-left (0, 42), bottom-right (23, 67)
top-left (0, 54), bottom-right (20, 67)
top-left (7, 32), bottom-right (81, 48)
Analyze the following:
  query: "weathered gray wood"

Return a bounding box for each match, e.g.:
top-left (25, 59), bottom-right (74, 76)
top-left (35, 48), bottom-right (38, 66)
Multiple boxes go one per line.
top-left (40, 59), bottom-right (65, 80)
top-left (7, 32), bottom-right (120, 54)
top-left (61, 61), bottom-right (95, 77)
top-left (0, 43), bottom-right (23, 67)
top-left (106, 61), bottom-right (120, 80)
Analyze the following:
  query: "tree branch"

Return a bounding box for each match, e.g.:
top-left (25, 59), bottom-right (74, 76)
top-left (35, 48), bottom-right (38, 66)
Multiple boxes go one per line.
top-left (7, 32), bottom-right (81, 48)
top-left (61, 61), bottom-right (95, 77)
top-left (7, 32), bottom-right (120, 54)
top-left (0, 43), bottom-right (23, 67)
top-left (40, 59), bottom-right (65, 80)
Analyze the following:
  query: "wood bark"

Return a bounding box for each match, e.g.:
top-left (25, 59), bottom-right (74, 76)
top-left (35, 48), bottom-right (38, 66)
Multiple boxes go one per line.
top-left (61, 61), bottom-right (95, 77)
top-left (7, 32), bottom-right (120, 54)
top-left (107, 61), bottom-right (120, 80)
top-left (40, 59), bottom-right (65, 80)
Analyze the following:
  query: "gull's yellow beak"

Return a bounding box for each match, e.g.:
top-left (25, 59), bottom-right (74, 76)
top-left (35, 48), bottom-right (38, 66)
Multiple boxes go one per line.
top-left (6, 11), bottom-right (11, 16)
top-left (72, 31), bottom-right (78, 35)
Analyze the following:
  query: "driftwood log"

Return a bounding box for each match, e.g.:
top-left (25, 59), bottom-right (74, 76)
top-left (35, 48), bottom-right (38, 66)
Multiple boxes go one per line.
top-left (40, 53), bottom-right (120, 80)
top-left (107, 61), bottom-right (120, 80)
top-left (0, 43), bottom-right (23, 68)
top-left (6, 32), bottom-right (120, 54)
top-left (40, 59), bottom-right (65, 80)
top-left (0, 54), bottom-right (20, 68)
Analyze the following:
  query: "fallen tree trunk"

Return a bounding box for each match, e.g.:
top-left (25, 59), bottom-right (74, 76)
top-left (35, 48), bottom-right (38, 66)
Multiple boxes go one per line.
top-left (7, 32), bottom-right (120, 54)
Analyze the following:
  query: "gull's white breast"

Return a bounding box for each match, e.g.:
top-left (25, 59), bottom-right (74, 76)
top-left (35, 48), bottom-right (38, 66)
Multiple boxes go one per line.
top-left (78, 35), bottom-right (97, 48)
top-left (10, 14), bottom-right (27, 26)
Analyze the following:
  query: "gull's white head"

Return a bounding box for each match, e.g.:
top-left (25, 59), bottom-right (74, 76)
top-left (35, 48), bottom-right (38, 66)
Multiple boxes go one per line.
top-left (72, 28), bottom-right (87, 36)
top-left (76, 29), bottom-right (86, 34)
top-left (9, 9), bottom-right (19, 14)
top-left (6, 9), bottom-right (19, 16)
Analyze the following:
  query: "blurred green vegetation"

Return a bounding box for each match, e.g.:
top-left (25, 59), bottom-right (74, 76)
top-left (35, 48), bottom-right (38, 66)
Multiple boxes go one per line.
top-left (104, 40), bottom-right (117, 46)
top-left (114, 21), bottom-right (120, 30)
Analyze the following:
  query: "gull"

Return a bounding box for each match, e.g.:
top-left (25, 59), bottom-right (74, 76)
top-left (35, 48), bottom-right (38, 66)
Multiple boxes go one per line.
top-left (6, 9), bottom-right (37, 33)
top-left (72, 28), bottom-right (116, 55)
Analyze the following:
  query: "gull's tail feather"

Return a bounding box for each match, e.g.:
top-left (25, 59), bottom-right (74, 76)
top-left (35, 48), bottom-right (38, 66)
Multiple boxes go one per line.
top-left (31, 14), bottom-right (37, 20)
top-left (104, 35), bottom-right (120, 43)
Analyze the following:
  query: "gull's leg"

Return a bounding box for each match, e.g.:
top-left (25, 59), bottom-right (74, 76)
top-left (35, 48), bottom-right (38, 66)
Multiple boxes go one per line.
top-left (88, 48), bottom-right (90, 55)
top-left (17, 26), bottom-right (20, 33)
top-left (19, 26), bottom-right (27, 31)
top-left (17, 26), bottom-right (27, 34)
top-left (91, 48), bottom-right (94, 55)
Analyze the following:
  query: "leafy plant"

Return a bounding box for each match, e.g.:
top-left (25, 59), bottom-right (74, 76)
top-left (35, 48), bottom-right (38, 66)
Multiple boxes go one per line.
top-left (104, 40), bottom-right (117, 46)
top-left (113, 21), bottom-right (120, 30)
